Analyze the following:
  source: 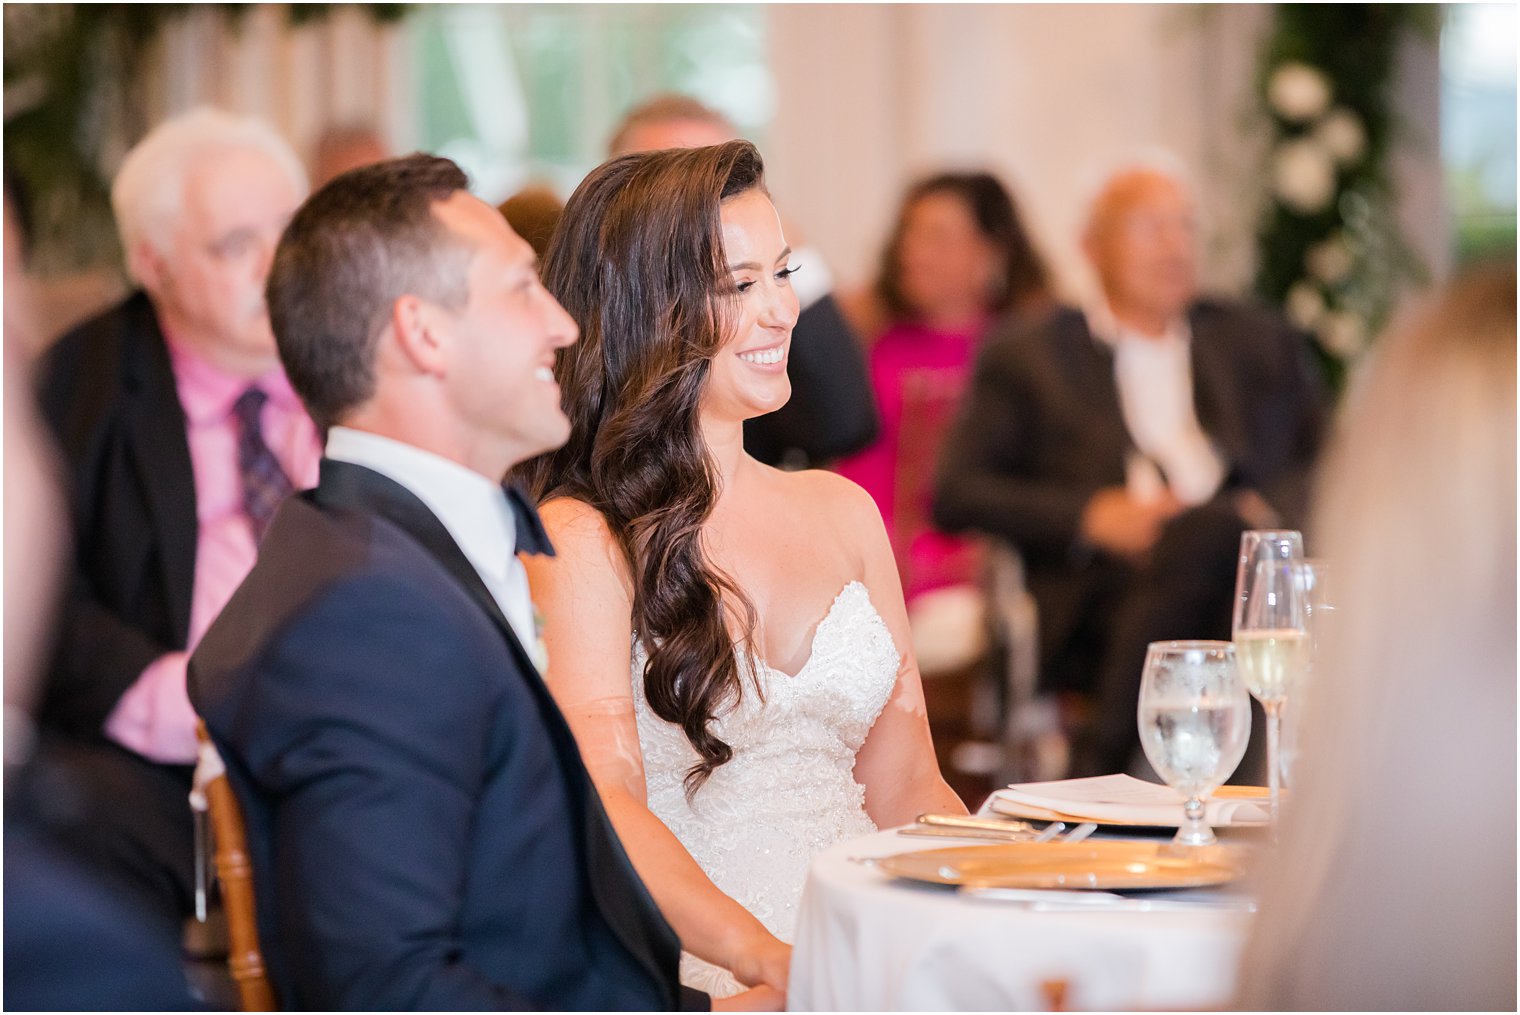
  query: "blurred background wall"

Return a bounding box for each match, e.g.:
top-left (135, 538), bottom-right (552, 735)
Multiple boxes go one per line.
top-left (5, 3), bottom-right (1515, 347)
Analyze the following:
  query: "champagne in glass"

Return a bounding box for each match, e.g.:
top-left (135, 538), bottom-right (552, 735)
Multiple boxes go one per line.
top-left (1233, 627), bottom-right (1310, 702)
top-left (1232, 530), bottom-right (1307, 825)
top-left (1280, 559), bottom-right (1332, 787)
top-left (1137, 641), bottom-right (1251, 847)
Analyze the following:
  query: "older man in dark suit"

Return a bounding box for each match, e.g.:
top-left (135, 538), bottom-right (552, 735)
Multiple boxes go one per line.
top-left (188, 154), bottom-right (758, 1009)
top-left (934, 163), bottom-right (1327, 777)
top-left (34, 108), bottom-right (315, 928)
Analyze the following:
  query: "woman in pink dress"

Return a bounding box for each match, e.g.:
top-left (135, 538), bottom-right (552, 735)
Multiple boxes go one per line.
top-left (837, 173), bottom-right (1051, 603)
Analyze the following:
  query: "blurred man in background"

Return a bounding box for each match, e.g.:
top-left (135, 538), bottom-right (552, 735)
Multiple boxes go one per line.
top-left (611, 94), bottom-right (880, 469)
top-left (935, 161), bottom-right (1326, 777)
top-left (33, 106), bottom-right (319, 932)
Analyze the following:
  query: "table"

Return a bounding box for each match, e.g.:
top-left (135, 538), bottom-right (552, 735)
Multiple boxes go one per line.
top-left (788, 828), bottom-right (1253, 1011)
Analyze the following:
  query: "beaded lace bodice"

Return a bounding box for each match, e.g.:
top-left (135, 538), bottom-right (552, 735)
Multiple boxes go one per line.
top-left (631, 580), bottom-right (900, 996)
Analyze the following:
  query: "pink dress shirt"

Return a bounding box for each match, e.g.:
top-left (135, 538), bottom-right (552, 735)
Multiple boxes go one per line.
top-left (103, 333), bottom-right (321, 763)
top-left (834, 319), bottom-right (987, 603)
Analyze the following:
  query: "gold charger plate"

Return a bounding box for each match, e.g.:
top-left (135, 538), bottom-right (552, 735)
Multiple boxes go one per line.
top-left (875, 840), bottom-right (1249, 891)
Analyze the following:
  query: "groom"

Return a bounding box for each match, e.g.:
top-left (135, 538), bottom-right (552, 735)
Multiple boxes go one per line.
top-left (189, 155), bottom-right (717, 1009)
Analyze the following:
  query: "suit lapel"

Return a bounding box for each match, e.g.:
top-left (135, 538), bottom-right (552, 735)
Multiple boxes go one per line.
top-left (1072, 320), bottom-right (1139, 478)
top-left (311, 460), bottom-right (678, 1001)
top-left (1188, 306), bottom-right (1248, 471)
top-left (121, 295), bottom-right (198, 645)
top-left (312, 460), bottom-right (536, 673)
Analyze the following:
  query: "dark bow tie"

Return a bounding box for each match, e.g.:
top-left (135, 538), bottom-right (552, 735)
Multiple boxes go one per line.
top-left (503, 483), bottom-right (555, 557)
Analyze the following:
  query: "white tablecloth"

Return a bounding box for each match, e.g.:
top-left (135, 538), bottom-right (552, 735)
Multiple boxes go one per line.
top-left (788, 828), bottom-right (1252, 1011)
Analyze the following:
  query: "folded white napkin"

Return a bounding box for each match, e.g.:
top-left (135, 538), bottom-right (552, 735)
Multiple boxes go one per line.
top-left (989, 774), bottom-right (1269, 827)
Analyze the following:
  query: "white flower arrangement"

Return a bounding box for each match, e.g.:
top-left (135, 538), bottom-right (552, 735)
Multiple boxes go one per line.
top-left (1268, 62), bottom-right (1333, 122)
top-left (1313, 107), bottom-right (1368, 165)
top-left (1265, 65), bottom-right (1371, 362)
top-left (1286, 282), bottom-right (1327, 330)
top-left (1317, 310), bottom-right (1367, 358)
top-left (1256, 9), bottom-right (1431, 385)
top-left (1272, 138), bottom-right (1337, 214)
top-left (1306, 233), bottom-right (1355, 286)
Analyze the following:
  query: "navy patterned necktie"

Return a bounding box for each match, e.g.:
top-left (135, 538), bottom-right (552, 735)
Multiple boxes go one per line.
top-left (233, 386), bottom-right (294, 541)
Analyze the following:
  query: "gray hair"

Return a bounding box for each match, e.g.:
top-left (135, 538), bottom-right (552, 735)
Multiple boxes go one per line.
top-left (110, 106), bottom-right (308, 278)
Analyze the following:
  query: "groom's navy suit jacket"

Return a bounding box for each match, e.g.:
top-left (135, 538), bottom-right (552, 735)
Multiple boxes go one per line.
top-left (190, 460), bottom-right (699, 1010)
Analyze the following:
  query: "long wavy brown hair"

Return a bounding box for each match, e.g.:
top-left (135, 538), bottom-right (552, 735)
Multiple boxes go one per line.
top-left (517, 140), bottom-right (766, 793)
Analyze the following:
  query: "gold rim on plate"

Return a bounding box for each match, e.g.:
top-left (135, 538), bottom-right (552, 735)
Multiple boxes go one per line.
top-left (874, 840), bottom-right (1250, 890)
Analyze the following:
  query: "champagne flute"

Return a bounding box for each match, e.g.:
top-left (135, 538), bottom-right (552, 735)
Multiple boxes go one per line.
top-left (1136, 641), bottom-right (1251, 847)
top-left (1231, 530), bottom-right (1308, 824)
top-left (1280, 559), bottom-right (1332, 787)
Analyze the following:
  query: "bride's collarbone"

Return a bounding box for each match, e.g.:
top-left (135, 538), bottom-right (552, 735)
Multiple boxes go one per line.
top-left (704, 472), bottom-right (870, 673)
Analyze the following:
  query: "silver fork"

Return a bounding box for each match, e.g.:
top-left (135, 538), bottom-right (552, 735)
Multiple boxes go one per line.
top-left (1059, 821), bottom-right (1099, 844)
top-left (857, 820), bottom-right (1101, 864)
top-left (1031, 820), bottom-right (1097, 843)
top-left (1032, 821), bottom-right (1066, 843)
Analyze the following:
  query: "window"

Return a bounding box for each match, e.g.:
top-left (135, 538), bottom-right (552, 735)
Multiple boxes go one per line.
top-left (1441, 3), bottom-right (1517, 263)
top-left (410, 4), bottom-right (771, 202)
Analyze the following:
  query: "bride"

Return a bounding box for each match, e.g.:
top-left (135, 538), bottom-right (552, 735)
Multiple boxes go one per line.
top-left (519, 140), bottom-right (967, 999)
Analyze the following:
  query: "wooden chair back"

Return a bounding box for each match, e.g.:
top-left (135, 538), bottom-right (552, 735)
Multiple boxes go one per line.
top-left (196, 722), bottom-right (278, 1012)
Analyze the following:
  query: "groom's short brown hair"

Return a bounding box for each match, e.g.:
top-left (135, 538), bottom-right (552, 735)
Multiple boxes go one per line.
top-left (267, 153), bottom-right (472, 431)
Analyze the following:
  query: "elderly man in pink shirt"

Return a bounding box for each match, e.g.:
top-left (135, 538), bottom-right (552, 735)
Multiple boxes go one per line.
top-left (33, 107), bottom-right (317, 931)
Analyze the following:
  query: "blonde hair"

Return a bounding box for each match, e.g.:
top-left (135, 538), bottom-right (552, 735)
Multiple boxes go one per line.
top-left (1238, 262), bottom-right (1517, 1009)
top-left (110, 106), bottom-right (307, 277)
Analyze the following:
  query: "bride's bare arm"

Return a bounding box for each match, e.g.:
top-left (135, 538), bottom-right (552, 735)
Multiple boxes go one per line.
top-left (523, 498), bottom-right (791, 994)
top-left (822, 478), bottom-right (970, 825)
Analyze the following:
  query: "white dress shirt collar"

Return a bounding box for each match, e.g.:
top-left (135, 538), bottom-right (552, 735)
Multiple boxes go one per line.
top-left (323, 427), bottom-right (540, 654)
top-left (1083, 301), bottom-right (1226, 506)
top-left (1084, 299), bottom-right (1189, 350)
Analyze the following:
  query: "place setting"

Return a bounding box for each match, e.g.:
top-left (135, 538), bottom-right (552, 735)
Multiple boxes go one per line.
top-left (851, 528), bottom-right (1331, 911)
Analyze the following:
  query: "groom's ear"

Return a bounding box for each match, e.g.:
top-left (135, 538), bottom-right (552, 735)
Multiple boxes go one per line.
top-left (389, 293), bottom-right (449, 378)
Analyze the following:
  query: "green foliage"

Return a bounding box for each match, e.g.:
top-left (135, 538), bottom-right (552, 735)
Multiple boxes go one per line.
top-left (3, 3), bottom-right (411, 274)
top-left (1252, 3), bottom-right (1439, 393)
top-left (5, 5), bottom-right (192, 272)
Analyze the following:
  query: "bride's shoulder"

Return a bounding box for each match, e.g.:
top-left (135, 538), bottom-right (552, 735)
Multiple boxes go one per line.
top-left (538, 495), bottom-right (614, 542)
top-left (773, 468), bottom-right (887, 534)
top-left (534, 497), bottom-right (632, 592)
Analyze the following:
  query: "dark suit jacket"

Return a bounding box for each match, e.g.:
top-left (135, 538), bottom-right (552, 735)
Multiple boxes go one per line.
top-left (37, 290), bottom-right (196, 736)
top-left (33, 290), bottom-right (199, 920)
top-left (743, 293), bottom-right (879, 467)
top-left (189, 460), bottom-right (699, 1011)
top-left (934, 300), bottom-right (1326, 669)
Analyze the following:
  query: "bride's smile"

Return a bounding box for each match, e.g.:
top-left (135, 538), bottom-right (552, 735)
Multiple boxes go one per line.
top-left (703, 187), bottom-right (800, 420)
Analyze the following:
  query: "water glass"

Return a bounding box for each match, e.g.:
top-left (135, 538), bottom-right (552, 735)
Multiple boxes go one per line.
top-left (1137, 640), bottom-right (1251, 847)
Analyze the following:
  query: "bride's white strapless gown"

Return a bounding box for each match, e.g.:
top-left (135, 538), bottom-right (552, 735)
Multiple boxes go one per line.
top-left (631, 580), bottom-right (900, 997)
